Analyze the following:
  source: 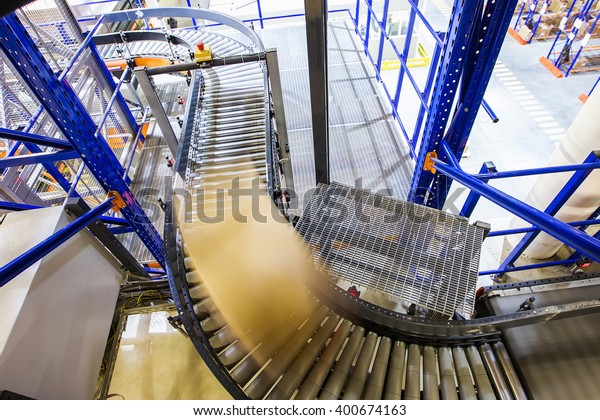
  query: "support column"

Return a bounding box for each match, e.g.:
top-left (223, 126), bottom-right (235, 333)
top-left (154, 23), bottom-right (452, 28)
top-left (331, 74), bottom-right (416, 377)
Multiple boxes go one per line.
top-left (265, 49), bottom-right (294, 192)
top-left (409, 0), bottom-right (518, 209)
top-left (304, 0), bottom-right (329, 185)
top-left (134, 66), bottom-right (179, 157)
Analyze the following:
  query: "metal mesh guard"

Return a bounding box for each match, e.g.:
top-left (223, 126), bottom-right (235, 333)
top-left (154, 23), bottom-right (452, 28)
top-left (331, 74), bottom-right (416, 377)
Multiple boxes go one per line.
top-left (295, 183), bottom-right (485, 317)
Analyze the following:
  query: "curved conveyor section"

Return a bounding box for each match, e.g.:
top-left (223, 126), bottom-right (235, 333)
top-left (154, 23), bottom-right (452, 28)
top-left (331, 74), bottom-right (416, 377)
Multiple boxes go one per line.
top-left (160, 33), bottom-right (527, 399)
top-left (96, 9), bottom-right (588, 400)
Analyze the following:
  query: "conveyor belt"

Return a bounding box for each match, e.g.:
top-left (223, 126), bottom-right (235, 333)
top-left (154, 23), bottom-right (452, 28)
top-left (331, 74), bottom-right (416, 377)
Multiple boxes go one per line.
top-left (97, 15), bottom-right (600, 402)
top-left (163, 58), bottom-right (529, 400)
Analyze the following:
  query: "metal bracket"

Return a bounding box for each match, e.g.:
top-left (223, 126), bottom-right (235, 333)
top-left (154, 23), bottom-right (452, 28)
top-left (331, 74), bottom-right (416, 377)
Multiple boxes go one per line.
top-left (108, 191), bottom-right (126, 212)
top-left (424, 151), bottom-right (438, 174)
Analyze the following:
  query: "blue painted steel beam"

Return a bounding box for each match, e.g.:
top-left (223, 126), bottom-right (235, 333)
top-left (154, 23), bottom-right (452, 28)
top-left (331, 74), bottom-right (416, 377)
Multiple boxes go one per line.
top-left (6, 132), bottom-right (73, 195)
top-left (0, 200), bottom-right (130, 226)
top-left (432, 0), bottom-right (518, 208)
top-left (0, 13), bottom-right (166, 268)
top-left (474, 161), bottom-right (600, 180)
top-left (498, 151), bottom-right (600, 273)
top-left (546, 0), bottom-right (578, 61)
top-left (0, 150), bottom-right (79, 169)
top-left (408, 0), bottom-right (480, 206)
top-left (145, 267), bottom-right (166, 275)
top-left (0, 201), bottom-right (39, 211)
top-left (185, 0), bottom-right (197, 27)
top-left (393, 0), bottom-right (418, 110)
top-left (0, 128), bottom-right (73, 149)
top-left (570, 229), bottom-right (600, 261)
top-left (110, 226), bottom-right (136, 235)
top-left (481, 100), bottom-right (499, 123)
top-left (529, 0), bottom-right (550, 43)
top-left (460, 161), bottom-right (496, 218)
top-left (589, 76), bottom-right (600, 96)
top-left (93, 66), bottom-right (132, 138)
top-left (479, 257), bottom-right (580, 276)
top-left (411, 33), bottom-right (443, 149)
top-left (363, 0), bottom-right (373, 53)
top-left (488, 218), bottom-right (600, 238)
top-left (256, 0), bottom-right (264, 29)
top-left (374, 0), bottom-right (390, 78)
top-left (432, 158), bottom-right (600, 264)
top-left (0, 198), bottom-right (114, 287)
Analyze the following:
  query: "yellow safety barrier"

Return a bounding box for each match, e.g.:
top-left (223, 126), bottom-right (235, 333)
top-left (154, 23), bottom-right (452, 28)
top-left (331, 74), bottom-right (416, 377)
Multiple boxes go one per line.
top-left (380, 43), bottom-right (431, 70)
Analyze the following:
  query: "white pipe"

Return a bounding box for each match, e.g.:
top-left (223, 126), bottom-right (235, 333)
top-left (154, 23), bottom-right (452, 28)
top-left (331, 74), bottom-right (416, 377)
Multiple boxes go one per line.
top-left (511, 88), bottom-right (600, 259)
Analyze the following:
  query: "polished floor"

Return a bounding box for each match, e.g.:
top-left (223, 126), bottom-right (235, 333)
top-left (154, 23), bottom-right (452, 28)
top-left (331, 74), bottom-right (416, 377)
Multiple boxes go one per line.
top-left (107, 309), bottom-right (231, 400)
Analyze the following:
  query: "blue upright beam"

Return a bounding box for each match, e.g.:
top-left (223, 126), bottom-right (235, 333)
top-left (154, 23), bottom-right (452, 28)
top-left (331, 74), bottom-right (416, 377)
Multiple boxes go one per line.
top-left (434, 0), bottom-right (518, 208)
top-left (408, 0), bottom-right (481, 206)
top-left (460, 161), bottom-right (497, 218)
top-left (374, 0), bottom-right (390, 78)
top-left (0, 13), bottom-right (166, 268)
top-left (87, 41), bottom-right (141, 139)
top-left (0, 198), bottom-right (114, 287)
top-left (256, 0), bottom-right (264, 29)
top-left (185, 0), bottom-right (197, 27)
top-left (409, 0), bottom-right (518, 209)
top-left (488, 218), bottom-right (600, 238)
top-left (0, 201), bottom-right (39, 211)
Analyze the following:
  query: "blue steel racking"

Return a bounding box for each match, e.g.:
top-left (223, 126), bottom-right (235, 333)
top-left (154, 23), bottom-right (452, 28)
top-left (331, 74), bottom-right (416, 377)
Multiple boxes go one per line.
top-left (513, 0), bottom-right (552, 42)
top-left (409, 0), bottom-right (518, 208)
top-left (545, 0), bottom-right (600, 76)
top-left (0, 12), bottom-right (165, 268)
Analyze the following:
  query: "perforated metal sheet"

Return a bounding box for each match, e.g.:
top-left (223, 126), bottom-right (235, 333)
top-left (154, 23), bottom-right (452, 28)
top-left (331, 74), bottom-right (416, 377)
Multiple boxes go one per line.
top-left (296, 183), bottom-right (485, 317)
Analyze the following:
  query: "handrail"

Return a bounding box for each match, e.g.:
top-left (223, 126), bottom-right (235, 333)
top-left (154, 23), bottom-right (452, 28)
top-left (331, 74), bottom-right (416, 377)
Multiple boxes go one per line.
top-left (97, 7), bottom-right (265, 52)
top-left (432, 156), bottom-right (600, 264)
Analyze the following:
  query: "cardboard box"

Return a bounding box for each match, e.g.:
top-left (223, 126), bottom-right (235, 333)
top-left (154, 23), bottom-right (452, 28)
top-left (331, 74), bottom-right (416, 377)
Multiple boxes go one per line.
top-left (518, 25), bottom-right (533, 42)
top-left (537, 23), bottom-right (554, 37)
top-left (573, 56), bottom-right (588, 69)
top-left (547, 0), bottom-right (563, 14)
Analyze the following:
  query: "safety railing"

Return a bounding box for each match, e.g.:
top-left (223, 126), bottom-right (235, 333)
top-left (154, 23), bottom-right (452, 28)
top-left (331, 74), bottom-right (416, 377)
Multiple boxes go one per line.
top-left (433, 141), bottom-right (600, 279)
top-left (353, 0), bottom-right (499, 158)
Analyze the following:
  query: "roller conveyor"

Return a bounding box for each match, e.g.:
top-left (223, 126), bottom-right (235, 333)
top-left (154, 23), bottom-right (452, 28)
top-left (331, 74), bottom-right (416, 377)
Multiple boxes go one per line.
top-left (177, 237), bottom-right (528, 400)
top-left (159, 53), bottom-right (532, 400)
top-left (122, 19), bottom-right (600, 401)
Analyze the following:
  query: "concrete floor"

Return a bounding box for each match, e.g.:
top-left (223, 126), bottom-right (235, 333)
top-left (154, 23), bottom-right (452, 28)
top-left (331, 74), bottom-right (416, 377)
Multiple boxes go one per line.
top-left (106, 309), bottom-right (231, 400)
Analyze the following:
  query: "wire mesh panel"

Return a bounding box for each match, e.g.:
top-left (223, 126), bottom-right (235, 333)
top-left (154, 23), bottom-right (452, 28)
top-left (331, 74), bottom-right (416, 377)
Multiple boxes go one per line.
top-left (296, 182), bottom-right (485, 317)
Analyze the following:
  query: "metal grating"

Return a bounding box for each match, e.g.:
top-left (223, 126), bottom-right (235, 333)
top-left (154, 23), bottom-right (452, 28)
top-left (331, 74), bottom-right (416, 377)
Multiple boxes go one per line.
top-left (259, 18), bottom-right (414, 214)
top-left (296, 182), bottom-right (485, 317)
